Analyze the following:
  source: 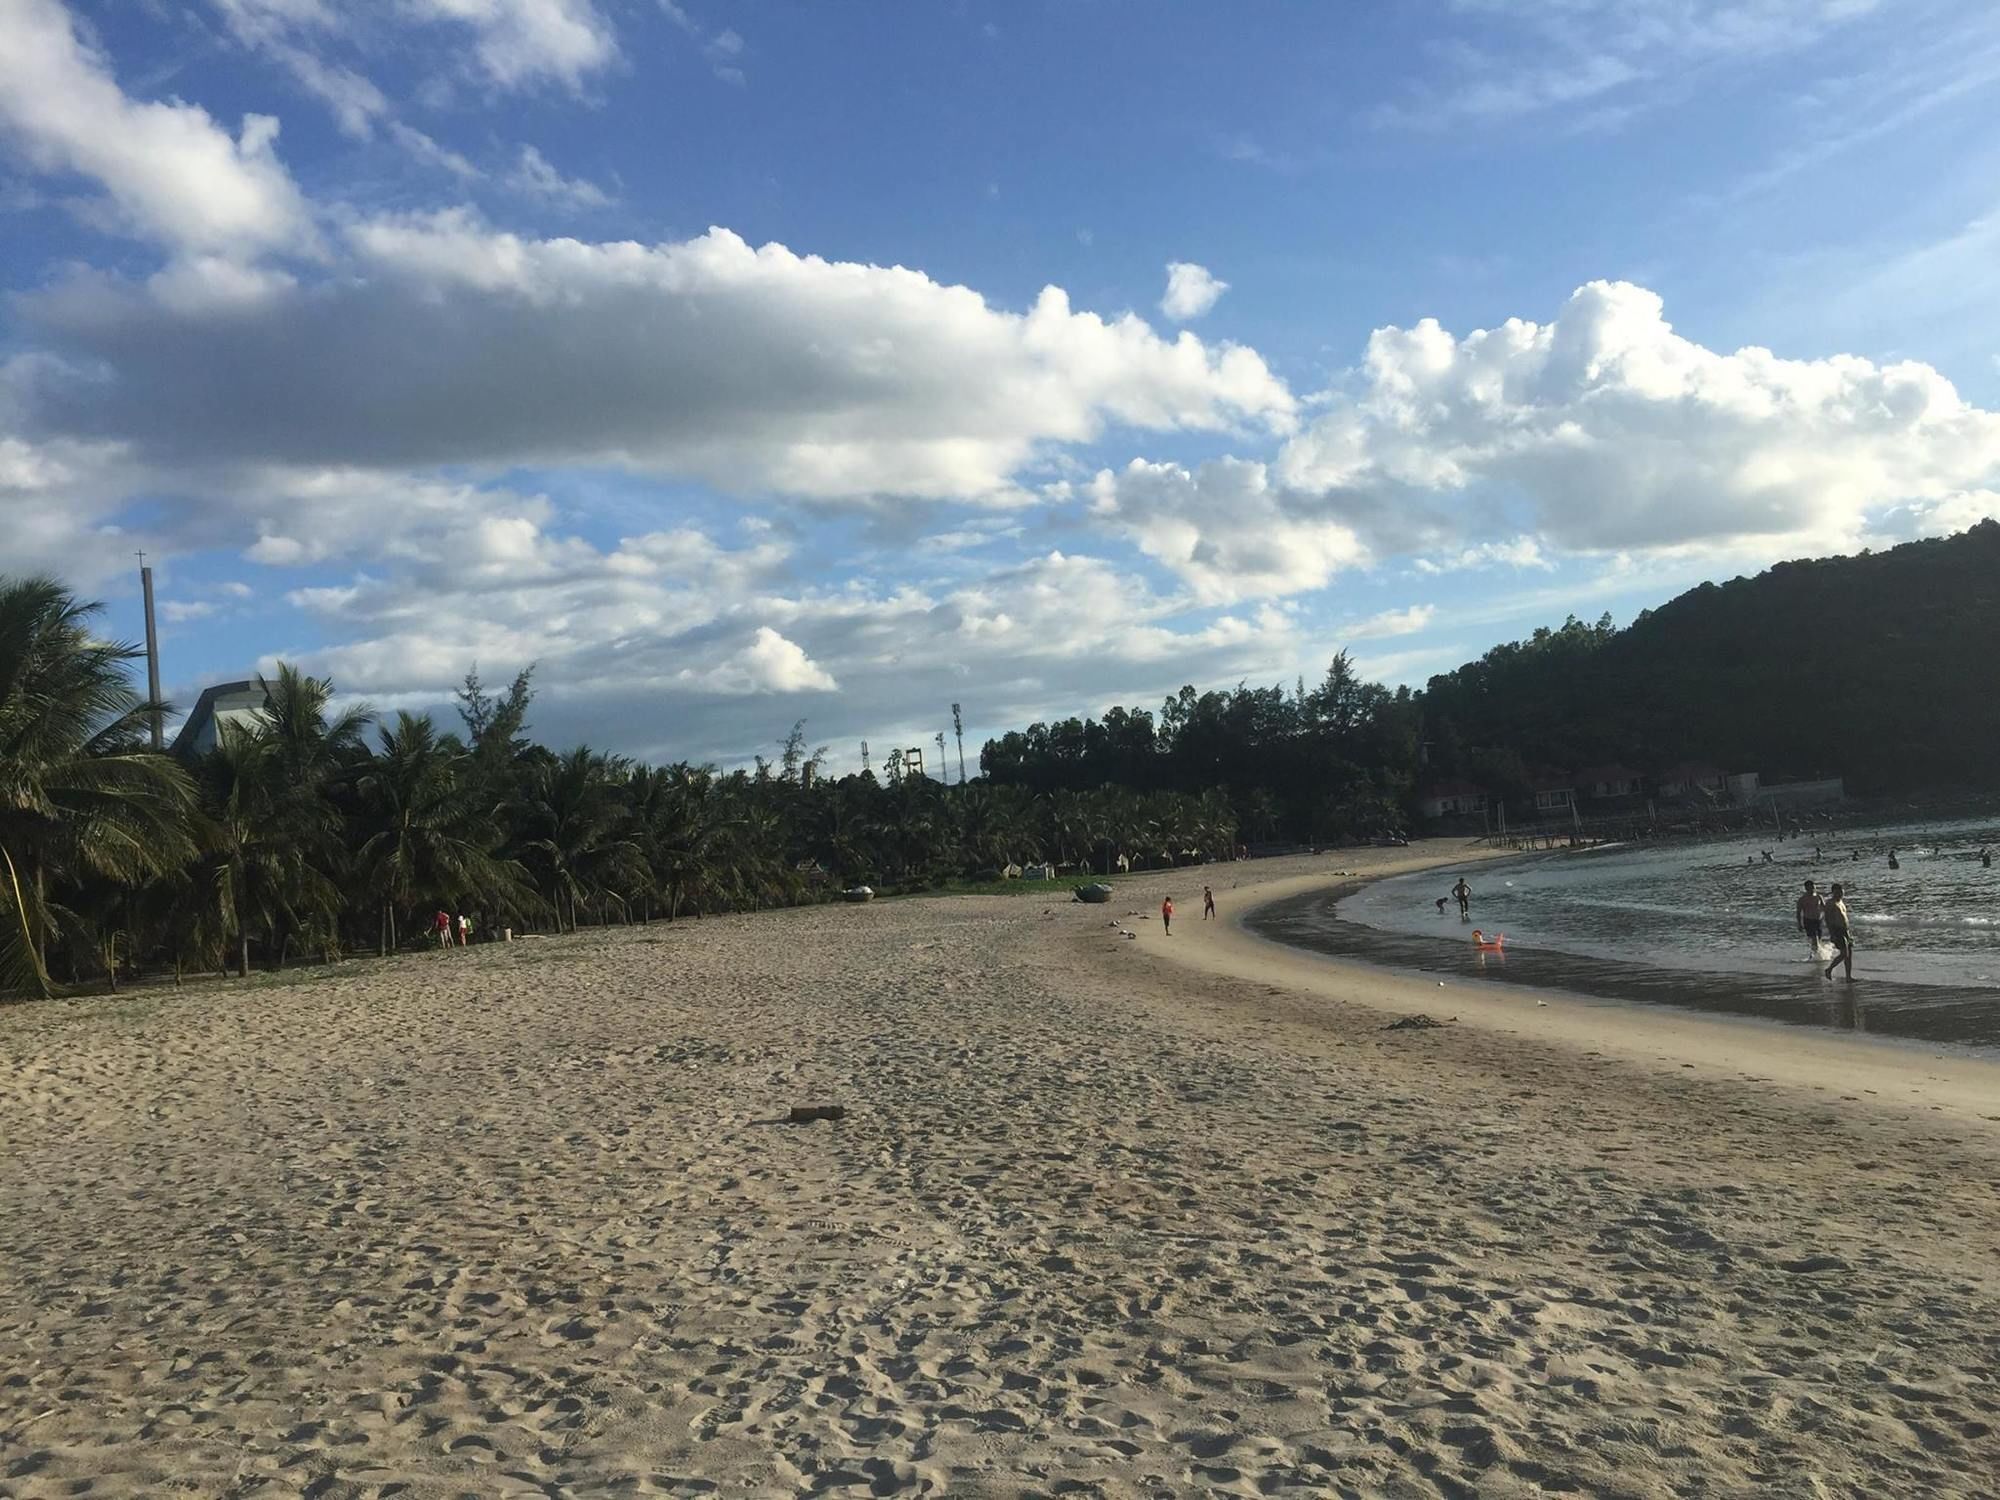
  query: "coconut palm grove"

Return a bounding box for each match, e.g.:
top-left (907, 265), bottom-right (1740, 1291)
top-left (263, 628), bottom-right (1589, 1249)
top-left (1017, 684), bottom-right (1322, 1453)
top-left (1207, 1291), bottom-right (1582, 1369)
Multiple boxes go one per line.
top-left (0, 575), bottom-right (1280, 997)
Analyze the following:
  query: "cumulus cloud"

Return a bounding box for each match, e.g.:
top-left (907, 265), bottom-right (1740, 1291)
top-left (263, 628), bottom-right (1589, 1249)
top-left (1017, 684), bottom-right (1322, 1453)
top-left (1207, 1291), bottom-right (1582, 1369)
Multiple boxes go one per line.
top-left (508, 145), bottom-right (611, 207)
top-left (1089, 457), bottom-right (1367, 604)
top-left (409, 0), bottom-right (618, 90)
top-left (1161, 261), bottom-right (1228, 321)
top-left (19, 219), bottom-right (1296, 503)
top-left (1277, 280), bottom-right (2000, 555)
top-left (258, 516), bottom-right (1301, 767)
top-left (0, 0), bottom-right (313, 257)
top-left (704, 627), bottom-right (839, 694)
top-left (0, 427), bottom-right (149, 582)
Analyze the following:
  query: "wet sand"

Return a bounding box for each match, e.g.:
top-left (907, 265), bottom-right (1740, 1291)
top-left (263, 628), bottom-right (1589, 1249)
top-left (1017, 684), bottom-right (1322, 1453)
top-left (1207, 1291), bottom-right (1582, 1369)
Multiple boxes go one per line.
top-left (3, 843), bottom-right (1998, 1498)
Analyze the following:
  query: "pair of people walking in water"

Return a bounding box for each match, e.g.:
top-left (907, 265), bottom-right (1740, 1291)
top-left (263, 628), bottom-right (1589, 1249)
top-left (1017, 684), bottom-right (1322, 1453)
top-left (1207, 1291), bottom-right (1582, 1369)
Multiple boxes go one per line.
top-left (1796, 879), bottom-right (1854, 980)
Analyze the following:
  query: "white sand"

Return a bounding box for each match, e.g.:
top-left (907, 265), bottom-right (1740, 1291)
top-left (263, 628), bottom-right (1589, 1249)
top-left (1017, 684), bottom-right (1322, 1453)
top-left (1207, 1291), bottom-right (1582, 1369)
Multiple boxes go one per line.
top-left (3, 842), bottom-right (1997, 1498)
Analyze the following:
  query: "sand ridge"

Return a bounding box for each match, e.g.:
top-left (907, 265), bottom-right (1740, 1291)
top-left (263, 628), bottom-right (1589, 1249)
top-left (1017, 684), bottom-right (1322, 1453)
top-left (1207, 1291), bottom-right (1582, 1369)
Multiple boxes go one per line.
top-left (2, 845), bottom-right (1997, 1497)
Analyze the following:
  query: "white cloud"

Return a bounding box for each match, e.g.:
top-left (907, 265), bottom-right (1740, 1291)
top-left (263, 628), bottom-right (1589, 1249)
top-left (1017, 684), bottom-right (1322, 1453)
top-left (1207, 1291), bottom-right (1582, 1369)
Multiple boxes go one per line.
top-left (508, 145), bottom-right (611, 207)
top-left (408, 0), bottom-right (619, 90)
top-left (0, 0), bottom-right (313, 257)
top-left (1161, 261), bottom-right (1228, 322)
top-left (0, 427), bottom-right (148, 582)
top-left (21, 219), bottom-right (1296, 504)
top-left (160, 599), bottom-right (219, 623)
top-left (659, 2), bottom-right (748, 84)
top-left (235, 469), bottom-right (557, 567)
top-left (1411, 536), bottom-right (1552, 574)
top-left (916, 522), bottom-right (1023, 555)
top-left (1345, 604), bottom-right (1435, 640)
top-left (213, 0), bottom-right (388, 138)
top-left (1277, 280), bottom-right (2000, 555)
top-left (389, 122), bottom-right (483, 179)
top-left (210, 2), bottom-right (496, 179)
top-left (257, 519), bottom-right (1302, 767)
top-left (1375, 0), bottom-right (1886, 131)
top-left (706, 627), bottom-right (839, 694)
top-left (1089, 458), bottom-right (1367, 604)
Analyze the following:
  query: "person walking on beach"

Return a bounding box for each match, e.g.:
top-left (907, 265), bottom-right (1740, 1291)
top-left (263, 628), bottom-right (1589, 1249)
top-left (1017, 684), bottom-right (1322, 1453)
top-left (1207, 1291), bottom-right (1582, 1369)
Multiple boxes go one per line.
top-left (434, 909), bottom-right (453, 952)
top-left (458, 912), bottom-right (473, 947)
top-left (1451, 877), bottom-right (1472, 919)
top-left (1822, 883), bottom-right (1854, 981)
top-left (1796, 880), bottom-right (1824, 958)
top-left (1202, 885), bottom-right (1216, 920)
top-left (1161, 895), bottom-right (1174, 936)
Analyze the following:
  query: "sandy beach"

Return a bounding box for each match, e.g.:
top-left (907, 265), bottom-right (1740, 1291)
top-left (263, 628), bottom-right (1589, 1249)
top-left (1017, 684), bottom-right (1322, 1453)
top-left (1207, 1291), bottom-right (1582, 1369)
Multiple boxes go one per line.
top-left (4, 843), bottom-right (1998, 1499)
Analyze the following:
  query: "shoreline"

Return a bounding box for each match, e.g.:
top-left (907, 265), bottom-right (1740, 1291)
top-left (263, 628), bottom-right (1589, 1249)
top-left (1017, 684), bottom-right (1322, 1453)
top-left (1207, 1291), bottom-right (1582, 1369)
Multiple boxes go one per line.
top-left (1097, 843), bottom-right (2000, 1127)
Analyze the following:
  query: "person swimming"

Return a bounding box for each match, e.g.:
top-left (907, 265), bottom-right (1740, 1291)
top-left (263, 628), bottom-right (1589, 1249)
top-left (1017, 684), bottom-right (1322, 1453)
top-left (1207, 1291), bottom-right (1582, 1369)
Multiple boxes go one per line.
top-left (1888, 849), bottom-right (1900, 870)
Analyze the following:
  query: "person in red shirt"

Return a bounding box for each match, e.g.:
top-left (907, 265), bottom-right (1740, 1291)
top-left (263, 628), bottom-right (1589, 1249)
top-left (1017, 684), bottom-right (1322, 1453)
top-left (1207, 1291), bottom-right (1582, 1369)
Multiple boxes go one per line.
top-left (1161, 896), bottom-right (1174, 935)
top-left (434, 909), bottom-right (453, 951)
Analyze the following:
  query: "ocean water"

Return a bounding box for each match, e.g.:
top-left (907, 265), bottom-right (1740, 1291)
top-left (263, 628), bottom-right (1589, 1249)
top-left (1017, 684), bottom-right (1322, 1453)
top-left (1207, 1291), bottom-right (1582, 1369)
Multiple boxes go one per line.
top-left (1248, 816), bottom-right (2000, 1051)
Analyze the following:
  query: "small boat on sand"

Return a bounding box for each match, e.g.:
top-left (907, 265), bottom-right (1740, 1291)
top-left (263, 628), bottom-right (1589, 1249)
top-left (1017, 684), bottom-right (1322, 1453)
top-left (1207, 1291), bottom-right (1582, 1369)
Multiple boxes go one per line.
top-left (1072, 883), bottom-right (1114, 904)
top-left (840, 886), bottom-right (875, 903)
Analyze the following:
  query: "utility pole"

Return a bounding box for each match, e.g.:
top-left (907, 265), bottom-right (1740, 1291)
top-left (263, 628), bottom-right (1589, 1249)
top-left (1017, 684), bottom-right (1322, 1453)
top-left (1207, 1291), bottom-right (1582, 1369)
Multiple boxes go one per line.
top-left (137, 550), bottom-right (163, 750)
top-left (935, 731), bottom-right (947, 784)
top-left (951, 702), bottom-right (966, 783)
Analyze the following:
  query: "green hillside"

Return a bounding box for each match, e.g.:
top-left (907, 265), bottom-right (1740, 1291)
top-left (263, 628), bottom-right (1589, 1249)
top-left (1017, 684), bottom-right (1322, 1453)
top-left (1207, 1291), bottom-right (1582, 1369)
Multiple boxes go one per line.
top-left (1419, 520), bottom-right (2000, 797)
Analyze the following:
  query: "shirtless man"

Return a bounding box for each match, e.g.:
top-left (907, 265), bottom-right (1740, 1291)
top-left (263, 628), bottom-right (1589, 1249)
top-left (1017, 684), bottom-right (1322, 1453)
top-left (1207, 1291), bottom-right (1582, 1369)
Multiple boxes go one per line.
top-left (1451, 877), bottom-right (1472, 919)
top-left (1822, 883), bottom-right (1855, 981)
top-left (1795, 879), bottom-right (1824, 959)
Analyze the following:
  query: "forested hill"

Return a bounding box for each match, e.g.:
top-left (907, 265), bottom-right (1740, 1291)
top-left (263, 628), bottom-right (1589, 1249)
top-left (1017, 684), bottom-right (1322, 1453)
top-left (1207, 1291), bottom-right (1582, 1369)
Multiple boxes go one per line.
top-left (1420, 520), bottom-right (2000, 797)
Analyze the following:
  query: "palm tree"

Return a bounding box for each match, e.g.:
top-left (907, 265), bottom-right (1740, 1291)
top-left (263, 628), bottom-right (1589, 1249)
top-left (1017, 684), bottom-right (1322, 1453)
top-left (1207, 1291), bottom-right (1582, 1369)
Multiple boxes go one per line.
top-left (633, 762), bottom-right (739, 919)
top-left (512, 746), bottom-right (643, 930)
top-left (353, 712), bottom-right (541, 952)
top-left (194, 665), bottom-right (366, 974)
top-left (197, 724), bottom-right (342, 975)
top-left (0, 577), bottom-right (199, 997)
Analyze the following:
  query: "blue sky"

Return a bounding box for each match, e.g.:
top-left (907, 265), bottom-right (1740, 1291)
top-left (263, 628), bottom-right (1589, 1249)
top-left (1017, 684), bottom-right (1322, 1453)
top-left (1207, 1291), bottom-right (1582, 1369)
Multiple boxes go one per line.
top-left (4, 0), bottom-right (1999, 767)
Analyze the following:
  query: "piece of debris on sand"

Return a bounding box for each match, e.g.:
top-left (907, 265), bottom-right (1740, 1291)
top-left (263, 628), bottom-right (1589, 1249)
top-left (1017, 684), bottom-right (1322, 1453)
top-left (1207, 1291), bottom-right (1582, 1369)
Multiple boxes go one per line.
top-left (1385, 1014), bottom-right (1455, 1031)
